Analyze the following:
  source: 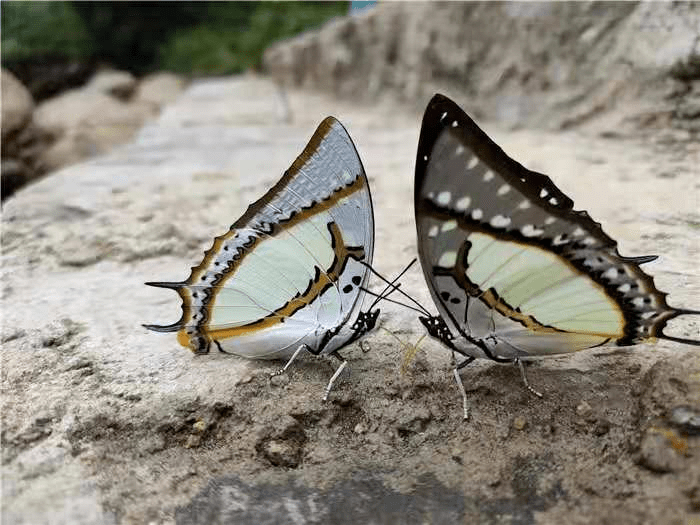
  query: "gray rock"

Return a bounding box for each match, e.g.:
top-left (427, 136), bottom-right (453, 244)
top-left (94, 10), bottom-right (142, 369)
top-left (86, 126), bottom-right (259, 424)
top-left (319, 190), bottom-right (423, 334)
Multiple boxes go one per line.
top-left (264, 2), bottom-right (700, 133)
top-left (86, 69), bottom-right (137, 101)
top-left (33, 88), bottom-right (155, 171)
top-left (1, 69), bottom-right (51, 199)
top-left (2, 69), bottom-right (34, 137)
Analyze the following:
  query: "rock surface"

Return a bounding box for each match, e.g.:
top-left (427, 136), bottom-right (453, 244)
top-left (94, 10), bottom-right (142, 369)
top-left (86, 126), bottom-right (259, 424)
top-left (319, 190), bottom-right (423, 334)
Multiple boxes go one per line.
top-left (1, 69), bottom-right (50, 200)
top-left (2, 69), bottom-right (34, 137)
top-left (33, 88), bottom-right (155, 172)
top-left (2, 75), bottom-right (699, 524)
top-left (3, 68), bottom-right (187, 199)
top-left (264, 2), bottom-right (700, 135)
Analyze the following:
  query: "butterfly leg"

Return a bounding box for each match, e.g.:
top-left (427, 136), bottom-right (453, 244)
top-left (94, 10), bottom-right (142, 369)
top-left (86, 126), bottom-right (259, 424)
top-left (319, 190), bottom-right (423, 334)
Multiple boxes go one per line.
top-left (454, 354), bottom-right (476, 420)
top-left (515, 358), bottom-right (543, 398)
top-left (322, 351), bottom-right (348, 402)
top-left (270, 344), bottom-right (309, 379)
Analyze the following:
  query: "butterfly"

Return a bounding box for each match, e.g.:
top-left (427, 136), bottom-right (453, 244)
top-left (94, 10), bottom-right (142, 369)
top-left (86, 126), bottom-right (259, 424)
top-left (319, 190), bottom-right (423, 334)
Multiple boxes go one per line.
top-left (414, 94), bottom-right (699, 417)
top-left (144, 117), bottom-right (386, 400)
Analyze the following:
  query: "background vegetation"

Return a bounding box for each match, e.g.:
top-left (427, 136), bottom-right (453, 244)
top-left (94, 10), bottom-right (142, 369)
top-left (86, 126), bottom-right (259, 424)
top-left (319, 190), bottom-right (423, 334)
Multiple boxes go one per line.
top-left (2, 2), bottom-right (348, 75)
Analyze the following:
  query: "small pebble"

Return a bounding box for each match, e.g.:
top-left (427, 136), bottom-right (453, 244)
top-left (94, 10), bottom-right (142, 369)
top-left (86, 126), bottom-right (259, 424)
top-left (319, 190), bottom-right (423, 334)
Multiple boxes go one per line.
top-left (354, 423), bottom-right (367, 434)
top-left (513, 416), bottom-right (527, 431)
top-left (576, 401), bottom-right (593, 419)
top-left (185, 434), bottom-right (202, 449)
top-left (270, 374), bottom-right (290, 387)
top-left (261, 439), bottom-right (300, 468)
top-left (593, 419), bottom-right (610, 436)
top-left (192, 420), bottom-right (206, 433)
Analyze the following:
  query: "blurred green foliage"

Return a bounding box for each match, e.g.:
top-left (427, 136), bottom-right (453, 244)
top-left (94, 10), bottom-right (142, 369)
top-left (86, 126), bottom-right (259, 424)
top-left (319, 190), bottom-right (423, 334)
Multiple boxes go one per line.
top-left (2, 1), bottom-right (348, 75)
top-left (1, 2), bottom-right (92, 60)
top-left (160, 2), bottom-right (348, 74)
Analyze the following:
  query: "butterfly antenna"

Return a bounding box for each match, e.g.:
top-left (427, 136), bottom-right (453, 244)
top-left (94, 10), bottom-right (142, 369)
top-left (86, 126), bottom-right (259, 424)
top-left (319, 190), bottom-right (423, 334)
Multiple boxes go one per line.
top-left (367, 269), bottom-right (403, 311)
top-left (361, 286), bottom-right (429, 315)
top-left (366, 259), bottom-right (416, 311)
top-left (361, 259), bottom-right (432, 316)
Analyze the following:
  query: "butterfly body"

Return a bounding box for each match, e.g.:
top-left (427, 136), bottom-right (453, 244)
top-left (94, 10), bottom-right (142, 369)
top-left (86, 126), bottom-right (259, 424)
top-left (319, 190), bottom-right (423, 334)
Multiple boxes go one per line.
top-left (145, 117), bottom-right (377, 362)
top-left (415, 94), bottom-right (698, 369)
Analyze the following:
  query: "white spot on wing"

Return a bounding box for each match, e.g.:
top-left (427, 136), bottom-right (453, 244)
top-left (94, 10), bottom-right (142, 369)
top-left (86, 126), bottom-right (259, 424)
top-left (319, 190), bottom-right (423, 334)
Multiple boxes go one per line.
top-left (618, 283), bottom-right (631, 293)
top-left (452, 120), bottom-right (458, 128)
top-left (549, 197), bottom-right (559, 206)
top-left (573, 227), bottom-right (585, 237)
top-left (490, 215), bottom-right (511, 228)
top-left (428, 225), bottom-right (439, 238)
top-left (521, 224), bottom-right (544, 237)
top-left (482, 170), bottom-right (494, 181)
top-left (456, 145), bottom-right (465, 155)
top-left (518, 200), bottom-right (531, 210)
top-left (544, 216), bottom-right (556, 225)
top-left (468, 157), bottom-right (479, 169)
top-left (455, 196), bottom-right (471, 211)
top-left (497, 184), bottom-right (511, 196)
top-left (471, 208), bottom-right (483, 220)
top-left (436, 191), bottom-right (451, 205)
top-left (540, 188), bottom-right (549, 198)
top-left (441, 220), bottom-right (457, 232)
top-left (602, 268), bottom-right (618, 280)
top-left (438, 251), bottom-right (458, 267)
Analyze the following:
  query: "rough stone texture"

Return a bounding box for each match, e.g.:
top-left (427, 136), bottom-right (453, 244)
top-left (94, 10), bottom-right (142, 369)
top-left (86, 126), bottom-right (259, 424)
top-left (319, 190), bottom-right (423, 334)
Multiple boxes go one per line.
top-left (3, 68), bottom-right (186, 199)
top-left (2, 75), bottom-right (699, 524)
top-left (264, 2), bottom-right (700, 134)
top-left (33, 84), bottom-right (156, 172)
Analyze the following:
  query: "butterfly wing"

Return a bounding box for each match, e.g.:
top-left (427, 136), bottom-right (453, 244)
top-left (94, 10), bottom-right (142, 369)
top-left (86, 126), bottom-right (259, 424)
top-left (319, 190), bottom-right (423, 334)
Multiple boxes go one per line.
top-left (415, 94), bottom-right (696, 359)
top-left (146, 117), bottom-right (375, 358)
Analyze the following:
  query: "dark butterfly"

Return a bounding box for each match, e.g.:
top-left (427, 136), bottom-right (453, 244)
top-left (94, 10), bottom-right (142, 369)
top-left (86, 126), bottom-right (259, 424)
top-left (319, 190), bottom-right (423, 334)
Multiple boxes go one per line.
top-left (414, 94), bottom-right (699, 417)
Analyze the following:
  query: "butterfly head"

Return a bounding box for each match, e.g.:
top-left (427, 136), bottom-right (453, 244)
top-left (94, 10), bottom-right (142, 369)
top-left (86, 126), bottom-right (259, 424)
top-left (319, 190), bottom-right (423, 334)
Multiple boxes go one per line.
top-left (356, 308), bottom-right (380, 334)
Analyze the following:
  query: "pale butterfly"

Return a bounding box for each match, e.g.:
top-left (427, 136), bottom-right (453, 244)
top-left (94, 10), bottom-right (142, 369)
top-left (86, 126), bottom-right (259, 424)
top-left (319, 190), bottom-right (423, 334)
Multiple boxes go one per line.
top-left (414, 94), bottom-right (699, 418)
top-left (145, 117), bottom-right (396, 400)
